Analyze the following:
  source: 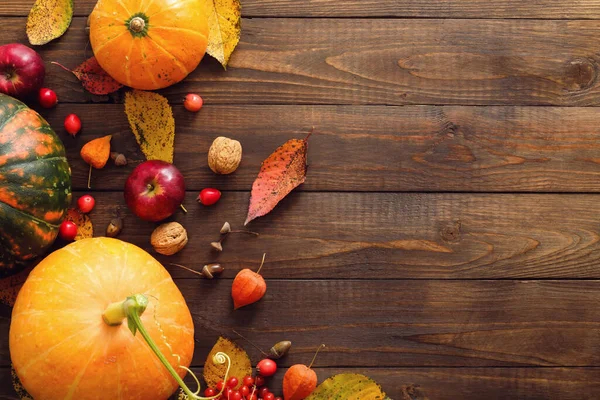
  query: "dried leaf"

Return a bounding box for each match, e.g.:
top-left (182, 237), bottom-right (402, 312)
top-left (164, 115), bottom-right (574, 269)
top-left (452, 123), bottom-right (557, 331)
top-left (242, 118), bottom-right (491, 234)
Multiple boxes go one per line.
top-left (204, 337), bottom-right (251, 390)
top-left (124, 90), bottom-right (175, 163)
top-left (81, 135), bottom-right (111, 169)
top-left (0, 267), bottom-right (33, 307)
top-left (203, 0), bottom-right (241, 68)
top-left (306, 373), bottom-right (388, 400)
top-left (245, 131), bottom-right (311, 225)
top-left (11, 365), bottom-right (33, 400)
top-left (52, 57), bottom-right (123, 95)
top-left (65, 208), bottom-right (93, 240)
top-left (26, 0), bottom-right (73, 45)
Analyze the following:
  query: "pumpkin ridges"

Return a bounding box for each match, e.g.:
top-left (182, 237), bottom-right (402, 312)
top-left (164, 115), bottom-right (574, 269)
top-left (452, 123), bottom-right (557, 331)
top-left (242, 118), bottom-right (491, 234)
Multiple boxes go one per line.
top-left (0, 94), bottom-right (71, 275)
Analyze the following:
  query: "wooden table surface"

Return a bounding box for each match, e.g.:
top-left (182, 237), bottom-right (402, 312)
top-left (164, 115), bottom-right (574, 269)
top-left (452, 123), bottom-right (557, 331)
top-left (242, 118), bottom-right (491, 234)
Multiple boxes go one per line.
top-left (4, 1), bottom-right (600, 399)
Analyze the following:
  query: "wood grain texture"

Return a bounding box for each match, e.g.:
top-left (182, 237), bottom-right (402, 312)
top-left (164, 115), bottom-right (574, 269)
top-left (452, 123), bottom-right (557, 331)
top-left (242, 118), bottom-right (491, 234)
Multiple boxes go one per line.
top-left (6, 18), bottom-right (600, 105)
top-left (3, 279), bottom-right (600, 368)
top-left (21, 191), bottom-right (600, 279)
top-left (1, 367), bottom-right (598, 400)
top-left (37, 104), bottom-right (600, 192)
top-left (5, 366), bottom-right (600, 400)
top-left (3, 0), bottom-right (600, 18)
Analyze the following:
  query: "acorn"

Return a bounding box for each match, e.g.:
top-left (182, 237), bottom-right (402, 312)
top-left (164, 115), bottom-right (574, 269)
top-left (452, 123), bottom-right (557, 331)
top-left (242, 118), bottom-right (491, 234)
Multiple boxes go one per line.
top-left (269, 340), bottom-right (292, 359)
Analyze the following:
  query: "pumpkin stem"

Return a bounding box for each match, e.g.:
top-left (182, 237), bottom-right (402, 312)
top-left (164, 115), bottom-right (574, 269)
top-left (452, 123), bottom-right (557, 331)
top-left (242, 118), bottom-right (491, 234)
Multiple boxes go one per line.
top-left (103, 294), bottom-right (230, 400)
top-left (129, 16), bottom-right (145, 33)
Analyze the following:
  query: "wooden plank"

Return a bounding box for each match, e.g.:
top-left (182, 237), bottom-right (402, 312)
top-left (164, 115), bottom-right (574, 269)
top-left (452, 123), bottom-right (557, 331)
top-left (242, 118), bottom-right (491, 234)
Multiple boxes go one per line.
top-left (18, 191), bottom-right (600, 279)
top-left (3, 0), bottom-right (600, 18)
top-left (3, 279), bottom-right (600, 368)
top-left (37, 104), bottom-right (600, 192)
top-left (1, 366), bottom-right (600, 400)
top-left (6, 18), bottom-right (600, 106)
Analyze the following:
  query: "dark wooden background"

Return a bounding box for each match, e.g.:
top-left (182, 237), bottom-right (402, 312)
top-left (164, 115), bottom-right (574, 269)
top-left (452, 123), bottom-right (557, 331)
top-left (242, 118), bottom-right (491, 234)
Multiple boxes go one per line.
top-left (4, 1), bottom-right (600, 399)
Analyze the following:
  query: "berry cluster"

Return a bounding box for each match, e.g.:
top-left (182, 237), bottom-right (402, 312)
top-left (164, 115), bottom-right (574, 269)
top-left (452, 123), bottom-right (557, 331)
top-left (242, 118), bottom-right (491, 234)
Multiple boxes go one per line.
top-left (204, 374), bottom-right (282, 400)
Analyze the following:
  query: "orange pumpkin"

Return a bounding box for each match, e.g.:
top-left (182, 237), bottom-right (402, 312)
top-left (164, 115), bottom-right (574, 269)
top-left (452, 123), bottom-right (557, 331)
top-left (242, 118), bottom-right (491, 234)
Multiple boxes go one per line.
top-left (9, 238), bottom-right (195, 400)
top-left (89, 0), bottom-right (209, 90)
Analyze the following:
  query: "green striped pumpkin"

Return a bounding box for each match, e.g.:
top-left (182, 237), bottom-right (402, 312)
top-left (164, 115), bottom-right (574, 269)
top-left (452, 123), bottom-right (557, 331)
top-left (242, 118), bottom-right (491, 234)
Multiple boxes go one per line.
top-left (0, 94), bottom-right (71, 277)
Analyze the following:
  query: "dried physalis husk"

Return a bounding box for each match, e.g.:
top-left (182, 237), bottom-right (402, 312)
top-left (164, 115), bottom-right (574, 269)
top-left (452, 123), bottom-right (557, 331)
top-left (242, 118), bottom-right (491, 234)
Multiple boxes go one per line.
top-left (105, 217), bottom-right (123, 238)
top-left (269, 341), bottom-right (292, 359)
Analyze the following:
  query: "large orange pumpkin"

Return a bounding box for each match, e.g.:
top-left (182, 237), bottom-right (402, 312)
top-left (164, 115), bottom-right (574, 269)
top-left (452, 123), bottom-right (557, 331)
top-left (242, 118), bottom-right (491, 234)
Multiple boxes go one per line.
top-left (10, 238), bottom-right (194, 400)
top-left (89, 0), bottom-right (209, 90)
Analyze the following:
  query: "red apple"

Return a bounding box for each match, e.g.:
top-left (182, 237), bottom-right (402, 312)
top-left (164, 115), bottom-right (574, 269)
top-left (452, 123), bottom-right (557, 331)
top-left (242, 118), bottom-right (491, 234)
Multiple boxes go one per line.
top-left (124, 160), bottom-right (186, 222)
top-left (0, 44), bottom-right (45, 98)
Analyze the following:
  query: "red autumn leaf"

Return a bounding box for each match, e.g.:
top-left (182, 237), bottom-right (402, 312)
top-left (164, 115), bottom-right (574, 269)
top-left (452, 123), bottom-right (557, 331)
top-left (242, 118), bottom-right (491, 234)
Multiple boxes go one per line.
top-left (245, 131), bottom-right (312, 225)
top-left (52, 57), bottom-right (123, 95)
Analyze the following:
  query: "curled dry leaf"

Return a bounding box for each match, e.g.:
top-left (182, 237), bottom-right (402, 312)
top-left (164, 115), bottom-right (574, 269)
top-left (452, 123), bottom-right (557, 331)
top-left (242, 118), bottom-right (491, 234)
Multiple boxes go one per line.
top-left (203, 0), bottom-right (241, 68)
top-left (305, 373), bottom-right (389, 400)
top-left (0, 266), bottom-right (33, 307)
top-left (204, 337), bottom-right (251, 390)
top-left (245, 131), bottom-right (312, 225)
top-left (65, 208), bottom-right (93, 240)
top-left (124, 90), bottom-right (175, 163)
top-left (26, 0), bottom-right (73, 45)
top-left (52, 57), bottom-right (123, 95)
top-left (81, 135), bottom-right (111, 169)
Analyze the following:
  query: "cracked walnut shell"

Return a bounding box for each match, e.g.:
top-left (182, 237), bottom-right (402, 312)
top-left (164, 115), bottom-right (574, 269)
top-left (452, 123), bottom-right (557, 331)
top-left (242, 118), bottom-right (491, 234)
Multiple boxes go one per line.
top-left (151, 222), bottom-right (188, 256)
top-left (208, 136), bottom-right (242, 174)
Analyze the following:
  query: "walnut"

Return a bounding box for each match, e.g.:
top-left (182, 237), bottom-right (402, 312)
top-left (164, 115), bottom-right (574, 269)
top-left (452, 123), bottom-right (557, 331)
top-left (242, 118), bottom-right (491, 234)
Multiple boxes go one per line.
top-left (208, 136), bottom-right (242, 174)
top-left (150, 222), bottom-right (188, 256)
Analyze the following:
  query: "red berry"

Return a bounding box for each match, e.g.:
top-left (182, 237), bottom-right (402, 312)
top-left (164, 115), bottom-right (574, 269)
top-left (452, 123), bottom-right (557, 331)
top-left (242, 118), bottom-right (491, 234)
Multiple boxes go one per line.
top-left (216, 380), bottom-right (225, 391)
top-left (258, 387), bottom-right (270, 398)
top-left (59, 220), bottom-right (77, 241)
top-left (77, 195), bottom-right (95, 214)
top-left (184, 93), bottom-right (203, 112)
top-left (264, 393), bottom-right (275, 400)
top-left (242, 376), bottom-right (254, 386)
top-left (204, 388), bottom-right (217, 396)
top-left (254, 376), bottom-right (265, 387)
top-left (240, 385), bottom-right (250, 396)
top-left (256, 359), bottom-right (277, 377)
top-left (64, 113), bottom-right (81, 136)
top-left (197, 188), bottom-right (221, 206)
top-left (247, 395), bottom-right (258, 400)
top-left (227, 376), bottom-right (239, 388)
top-left (275, 397), bottom-right (283, 400)
top-left (231, 391), bottom-right (242, 400)
top-left (38, 88), bottom-right (57, 108)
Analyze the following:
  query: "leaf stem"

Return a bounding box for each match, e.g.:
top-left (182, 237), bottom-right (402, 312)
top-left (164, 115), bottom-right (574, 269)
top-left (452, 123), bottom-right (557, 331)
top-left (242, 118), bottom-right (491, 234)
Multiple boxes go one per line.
top-left (308, 344), bottom-right (326, 369)
top-left (232, 329), bottom-right (269, 357)
top-left (256, 253), bottom-right (267, 274)
top-left (102, 294), bottom-right (230, 400)
top-left (87, 165), bottom-right (92, 189)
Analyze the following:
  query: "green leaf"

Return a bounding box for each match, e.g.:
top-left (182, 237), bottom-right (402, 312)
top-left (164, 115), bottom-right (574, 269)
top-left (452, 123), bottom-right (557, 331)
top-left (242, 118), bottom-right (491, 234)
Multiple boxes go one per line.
top-left (306, 373), bottom-right (388, 400)
top-left (26, 0), bottom-right (73, 45)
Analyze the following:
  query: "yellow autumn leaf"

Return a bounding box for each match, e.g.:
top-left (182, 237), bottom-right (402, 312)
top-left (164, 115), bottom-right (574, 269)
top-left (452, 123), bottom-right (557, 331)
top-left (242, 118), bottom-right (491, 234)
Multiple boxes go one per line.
top-left (26, 0), bottom-right (73, 45)
top-left (124, 90), bottom-right (175, 163)
top-left (306, 373), bottom-right (389, 400)
top-left (203, 0), bottom-right (241, 68)
top-left (65, 208), bottom-right (93, 240)
top-left (203, 337), bottom-right (251, 390)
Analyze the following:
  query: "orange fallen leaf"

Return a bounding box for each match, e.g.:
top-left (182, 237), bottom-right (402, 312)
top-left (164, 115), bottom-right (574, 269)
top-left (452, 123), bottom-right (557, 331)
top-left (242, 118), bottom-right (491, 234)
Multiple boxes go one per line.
top-left (245, 130), bottom-right (312, 225)
top-left (52, 57), bottom-right (123, 95)
top-left (65, 208), bottom-right (93, 240)
top-left (81, 135), bottom-right (111, 188)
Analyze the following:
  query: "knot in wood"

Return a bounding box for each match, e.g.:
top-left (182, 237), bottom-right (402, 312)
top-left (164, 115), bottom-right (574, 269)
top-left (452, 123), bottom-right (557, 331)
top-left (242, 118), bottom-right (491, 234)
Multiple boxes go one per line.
top-left (564, 58), bottom-right (597, 92)
top-left (440, 222), bottom-right (461, 242)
